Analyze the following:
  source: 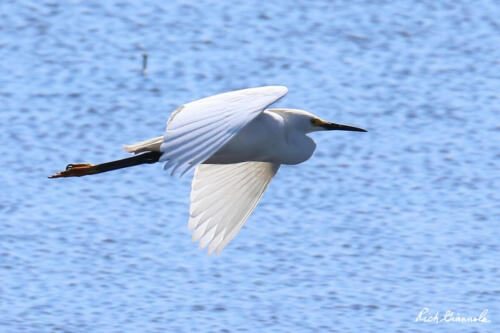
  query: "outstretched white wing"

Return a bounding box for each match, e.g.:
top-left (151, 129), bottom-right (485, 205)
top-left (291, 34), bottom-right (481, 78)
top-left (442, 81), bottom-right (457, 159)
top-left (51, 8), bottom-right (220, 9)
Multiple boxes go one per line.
top-left (159, 86), bottom-right (287, 176)
top-left (189, 162), bottom-right (280, 255)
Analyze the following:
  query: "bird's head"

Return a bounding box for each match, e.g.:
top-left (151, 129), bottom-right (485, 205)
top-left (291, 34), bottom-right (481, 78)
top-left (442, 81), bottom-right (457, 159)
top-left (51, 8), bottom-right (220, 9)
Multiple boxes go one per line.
top-left (269, 108), bottom-right (367, 134)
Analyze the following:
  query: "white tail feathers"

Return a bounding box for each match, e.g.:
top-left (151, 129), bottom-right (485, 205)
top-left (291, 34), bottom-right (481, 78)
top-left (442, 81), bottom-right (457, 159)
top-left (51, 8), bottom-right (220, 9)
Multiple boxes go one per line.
top-left (123, 136), bottom-right (164, 154)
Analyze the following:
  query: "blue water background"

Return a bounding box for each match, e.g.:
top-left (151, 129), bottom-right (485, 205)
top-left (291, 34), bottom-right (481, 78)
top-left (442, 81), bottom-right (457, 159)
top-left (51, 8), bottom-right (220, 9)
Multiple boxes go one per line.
top-left (1, 1), bottom-right (499, 332)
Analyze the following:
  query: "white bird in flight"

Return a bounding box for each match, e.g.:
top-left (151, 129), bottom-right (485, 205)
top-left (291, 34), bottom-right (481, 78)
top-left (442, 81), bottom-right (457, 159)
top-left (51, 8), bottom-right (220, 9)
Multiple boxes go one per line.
top-left (50, 86), bottom-right (366, 255)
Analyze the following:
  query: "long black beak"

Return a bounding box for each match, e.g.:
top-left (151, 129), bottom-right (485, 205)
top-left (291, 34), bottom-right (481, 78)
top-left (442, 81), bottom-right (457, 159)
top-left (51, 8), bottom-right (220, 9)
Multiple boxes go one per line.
top-left (322, 122), bottom-right (367, 132)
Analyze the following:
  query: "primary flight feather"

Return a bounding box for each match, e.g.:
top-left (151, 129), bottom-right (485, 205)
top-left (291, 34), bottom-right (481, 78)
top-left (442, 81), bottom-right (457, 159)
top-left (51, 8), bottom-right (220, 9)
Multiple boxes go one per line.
top-left (50, 86), bottom-right (366, 255)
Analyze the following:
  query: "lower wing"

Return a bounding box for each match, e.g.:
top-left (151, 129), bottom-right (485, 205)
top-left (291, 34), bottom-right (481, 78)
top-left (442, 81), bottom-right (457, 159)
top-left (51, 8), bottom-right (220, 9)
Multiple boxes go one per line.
top-left (188, 162), bottom-right (280, 255)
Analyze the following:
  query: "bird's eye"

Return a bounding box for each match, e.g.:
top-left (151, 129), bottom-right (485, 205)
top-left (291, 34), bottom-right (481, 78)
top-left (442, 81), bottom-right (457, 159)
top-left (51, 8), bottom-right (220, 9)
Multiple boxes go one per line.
top-left (311, 118), bottom-right (321, 126)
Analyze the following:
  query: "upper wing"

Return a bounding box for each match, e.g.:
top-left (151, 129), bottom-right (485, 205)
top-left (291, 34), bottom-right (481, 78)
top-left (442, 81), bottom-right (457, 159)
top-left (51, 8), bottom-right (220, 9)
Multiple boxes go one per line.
top-left (159, 86), bottom-right (287, 176)
top-left (189, 162), bottom-right (280, 255)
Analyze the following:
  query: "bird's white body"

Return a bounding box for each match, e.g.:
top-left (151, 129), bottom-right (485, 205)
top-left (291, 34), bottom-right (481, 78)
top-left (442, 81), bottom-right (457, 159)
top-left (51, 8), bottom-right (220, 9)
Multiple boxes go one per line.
top-left (124, 107), bottom-right (318, 166)
top-left (120, 86), bottom-right (366, 255)
top-left (206, 109), bottom-right (316, 165)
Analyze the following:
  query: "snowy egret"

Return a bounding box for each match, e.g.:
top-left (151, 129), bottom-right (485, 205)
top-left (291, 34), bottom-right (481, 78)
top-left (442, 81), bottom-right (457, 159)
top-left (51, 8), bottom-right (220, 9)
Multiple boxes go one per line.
top-left (50, 86), bottom-right (366, 254)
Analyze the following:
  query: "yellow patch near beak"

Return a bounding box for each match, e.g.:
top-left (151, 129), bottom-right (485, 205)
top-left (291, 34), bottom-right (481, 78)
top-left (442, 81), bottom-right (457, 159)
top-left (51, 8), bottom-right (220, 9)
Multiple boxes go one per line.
top-left (311, 118), bottom-right (327, 126)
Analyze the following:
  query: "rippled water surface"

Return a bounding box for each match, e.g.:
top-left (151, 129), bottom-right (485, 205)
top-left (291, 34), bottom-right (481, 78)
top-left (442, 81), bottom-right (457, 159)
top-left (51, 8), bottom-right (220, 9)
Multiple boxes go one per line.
top-left (1, 1), bottom-right (499, 332)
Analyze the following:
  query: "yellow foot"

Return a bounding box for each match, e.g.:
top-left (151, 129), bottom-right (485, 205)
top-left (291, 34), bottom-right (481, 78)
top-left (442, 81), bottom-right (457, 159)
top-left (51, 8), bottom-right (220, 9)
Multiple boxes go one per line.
top-left (49, 163), bottom-right (97, 178)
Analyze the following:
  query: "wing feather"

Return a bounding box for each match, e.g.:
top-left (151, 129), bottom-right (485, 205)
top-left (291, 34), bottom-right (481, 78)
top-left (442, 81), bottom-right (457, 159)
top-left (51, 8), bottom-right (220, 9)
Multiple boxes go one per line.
top-left (189, 162), bottom-right (280, 254)
top-left (160, 86), bottom-right (287, 176)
